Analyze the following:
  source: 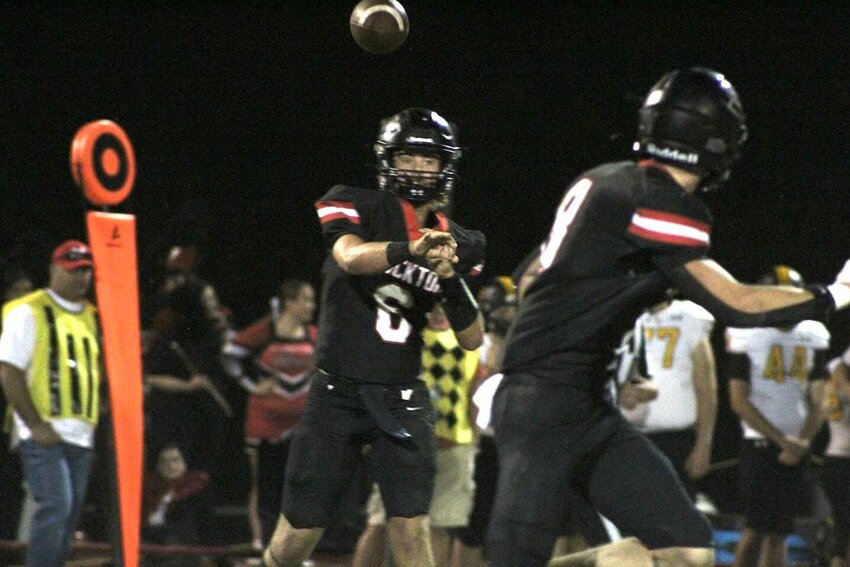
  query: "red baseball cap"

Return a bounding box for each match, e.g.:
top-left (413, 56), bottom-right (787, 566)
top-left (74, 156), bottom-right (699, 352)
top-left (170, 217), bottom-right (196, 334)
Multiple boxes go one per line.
top-left (51, 240), bottom-right (93, 270)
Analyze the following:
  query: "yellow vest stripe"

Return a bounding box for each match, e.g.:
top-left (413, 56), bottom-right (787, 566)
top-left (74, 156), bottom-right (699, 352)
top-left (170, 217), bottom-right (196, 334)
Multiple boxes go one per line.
top-left (83, 336), bottom-right (95, 421)
top-left (42, 304), bottom-right (62, 415)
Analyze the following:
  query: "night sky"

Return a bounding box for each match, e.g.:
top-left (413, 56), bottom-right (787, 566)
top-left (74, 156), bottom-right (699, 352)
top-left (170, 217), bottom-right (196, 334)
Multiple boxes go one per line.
top-left (2, 3), bottom-right (848, 323)
top-left (2, 1), bottom-right (850, 509)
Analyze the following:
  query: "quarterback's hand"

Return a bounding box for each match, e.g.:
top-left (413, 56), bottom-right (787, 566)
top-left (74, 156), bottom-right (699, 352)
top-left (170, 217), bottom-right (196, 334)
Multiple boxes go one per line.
top-left (31, 421), bottom-right (61, 447)
top-left (410, 229), bottom-right (457, 259)
top-left (428, 257), bottom-right (456, 279)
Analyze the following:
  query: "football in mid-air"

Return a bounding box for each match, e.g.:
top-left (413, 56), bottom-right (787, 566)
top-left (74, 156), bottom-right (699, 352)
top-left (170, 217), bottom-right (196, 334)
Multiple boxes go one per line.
top-left (349, 0), bottom-right (409, 54)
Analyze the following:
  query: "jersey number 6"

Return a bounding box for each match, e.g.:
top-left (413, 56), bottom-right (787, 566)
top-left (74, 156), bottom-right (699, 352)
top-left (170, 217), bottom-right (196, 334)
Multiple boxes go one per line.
top-left (374, 283), bottom-right (414, 343)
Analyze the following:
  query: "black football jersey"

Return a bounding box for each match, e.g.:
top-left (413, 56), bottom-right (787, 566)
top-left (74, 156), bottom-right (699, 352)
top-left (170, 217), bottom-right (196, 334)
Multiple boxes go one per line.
top-left (313, 185), bottom-right (485, 384)
top-left (501, 161), bottom-right (711, 387)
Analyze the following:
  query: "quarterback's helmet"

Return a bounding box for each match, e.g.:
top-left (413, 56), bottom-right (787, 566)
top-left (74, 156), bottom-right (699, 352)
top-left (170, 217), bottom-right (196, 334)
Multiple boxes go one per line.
top-left (374, 108), bottom-right (461, 204)
top-left (758, 265), bottom-right (805, 288)
top-left (477, 275), bottom-right (518, 335)
top-left (634, 67), bottom-right (748, 191)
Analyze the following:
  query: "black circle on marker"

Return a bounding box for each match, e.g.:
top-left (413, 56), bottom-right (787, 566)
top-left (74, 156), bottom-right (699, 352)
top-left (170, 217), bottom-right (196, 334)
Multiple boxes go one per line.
top-left (93, 133), bottom-right (128, 192)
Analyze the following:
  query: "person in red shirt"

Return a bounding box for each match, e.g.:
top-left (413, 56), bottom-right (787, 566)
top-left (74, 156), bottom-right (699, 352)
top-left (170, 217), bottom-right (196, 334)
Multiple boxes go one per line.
top-left (141, 444), bottom-right (210, 566)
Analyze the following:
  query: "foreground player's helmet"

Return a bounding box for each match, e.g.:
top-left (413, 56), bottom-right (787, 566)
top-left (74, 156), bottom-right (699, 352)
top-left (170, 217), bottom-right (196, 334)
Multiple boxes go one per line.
top-left (477, 275), bottom-right (518, 335)
top-left (757, 265), bottom-right (805, 288)
top-left (374, 108), bottom-right (462, 204)
top-left (634, 67), bottom-right (748, 191)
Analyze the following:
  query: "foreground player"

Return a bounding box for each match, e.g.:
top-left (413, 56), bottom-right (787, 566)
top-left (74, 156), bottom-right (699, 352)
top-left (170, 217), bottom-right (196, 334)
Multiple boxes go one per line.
top-left (263, 108), bottom-right (485, 567)
top-left (489, 67), bottom-right (850, 567)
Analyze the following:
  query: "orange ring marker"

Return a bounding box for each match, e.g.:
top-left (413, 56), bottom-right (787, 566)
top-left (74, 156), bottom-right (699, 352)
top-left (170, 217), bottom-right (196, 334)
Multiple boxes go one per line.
top-left (74, 119), bottom-right (143, 567)
top-left (71, 120), bottom-right (136, 206)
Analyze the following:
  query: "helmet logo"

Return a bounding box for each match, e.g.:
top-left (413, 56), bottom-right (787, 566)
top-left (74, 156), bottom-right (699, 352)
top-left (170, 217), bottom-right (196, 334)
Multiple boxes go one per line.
top-left (645, 143), bottom-right (699, 165)
top-left (406, 136), bottom-right (436, 144)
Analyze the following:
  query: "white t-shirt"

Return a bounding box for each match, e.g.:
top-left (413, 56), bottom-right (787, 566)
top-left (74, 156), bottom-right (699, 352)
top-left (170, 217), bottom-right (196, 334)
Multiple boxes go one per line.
top-left (0, 289), bottom-right (96, 448)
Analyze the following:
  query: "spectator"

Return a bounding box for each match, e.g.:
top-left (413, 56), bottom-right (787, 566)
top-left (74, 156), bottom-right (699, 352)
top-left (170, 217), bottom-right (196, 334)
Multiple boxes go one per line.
top-left (0, 267), bottom-right (35, 541)
top-left (141, 444), bottom-right (211, 567)
top-left (142, 243), bottom-right (236, 492)
top-left (0, 240), bottom-right (103, 567)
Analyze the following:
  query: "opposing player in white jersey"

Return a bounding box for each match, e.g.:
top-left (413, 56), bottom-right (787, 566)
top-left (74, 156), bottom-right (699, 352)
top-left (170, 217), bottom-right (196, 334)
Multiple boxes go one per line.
top-left (726, 266), bottom-right (830, 567)
top-left (620, 297), bottom-right (717, 497)
top-left (823, 351), bottom-right (850, 567)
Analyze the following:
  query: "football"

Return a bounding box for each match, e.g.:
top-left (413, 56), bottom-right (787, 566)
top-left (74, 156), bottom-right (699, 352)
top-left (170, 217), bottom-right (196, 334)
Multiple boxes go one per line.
top-left (349, 0), bottom-right (409, 54)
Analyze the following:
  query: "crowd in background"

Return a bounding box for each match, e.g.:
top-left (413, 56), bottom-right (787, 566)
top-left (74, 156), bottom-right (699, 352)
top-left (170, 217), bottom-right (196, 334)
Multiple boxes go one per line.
top-left (1, 236), bottom-right (849, 567)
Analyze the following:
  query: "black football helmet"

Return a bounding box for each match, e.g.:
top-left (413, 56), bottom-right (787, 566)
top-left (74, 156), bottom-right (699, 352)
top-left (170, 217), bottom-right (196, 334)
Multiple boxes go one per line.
top-left (477, 275), bottom-right (518, 335)
top-left (757, 265), bottom-right (805, 288)
top-left (634, 67), bottom-right (748, 191)
top-left (374, 108), bottom-right (461, 204)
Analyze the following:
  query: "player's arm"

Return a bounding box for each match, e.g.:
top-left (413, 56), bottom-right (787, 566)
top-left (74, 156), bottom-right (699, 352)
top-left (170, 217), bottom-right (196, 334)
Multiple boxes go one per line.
top-left (834, 346), bottom-right (850, 401)
top-left (835, 357), bottom-right (850, 400)
top-left (144, 373), bottom-right (211, 393)
top-left (0, 305), bottom-right (60, 445)
top-left (686, 337), bottom-right (717, 479)
top-left (727, 378), bottom-right (783, 443)
top-left (797, 348), bottom-right (829, 452)
top-left (428, 256), bottom-right (484, 350)
top-left (672, 258), bottom-right (850, 327)
top-left (728, 377), bottom-right (808, 459)
top-left (618, 379), bottom-right (659, 410)
top-left (0, 362), bottom-right (41, 431)
top-left (332, 231), bottom-right (457, 275)
top-left (0, 362), bottom-right (60, 446)
top-left (800, 378), bottom-right (826, 446)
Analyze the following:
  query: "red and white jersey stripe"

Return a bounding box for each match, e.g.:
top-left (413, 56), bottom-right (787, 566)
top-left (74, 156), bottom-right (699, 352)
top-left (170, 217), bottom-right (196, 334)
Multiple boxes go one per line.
top-left (315, 200), bottom-right (361, 224)
top-left (628, 208), bottom-right (710, 247)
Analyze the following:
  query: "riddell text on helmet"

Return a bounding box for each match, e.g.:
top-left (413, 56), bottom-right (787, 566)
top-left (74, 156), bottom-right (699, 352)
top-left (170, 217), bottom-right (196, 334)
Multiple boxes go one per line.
top-left (646, 143), bottom-right (699, 165)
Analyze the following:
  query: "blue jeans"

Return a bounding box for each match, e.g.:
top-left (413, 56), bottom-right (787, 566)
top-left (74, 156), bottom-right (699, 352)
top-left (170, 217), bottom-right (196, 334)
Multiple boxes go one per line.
top-left (18, 440), bottom-right (94, 567)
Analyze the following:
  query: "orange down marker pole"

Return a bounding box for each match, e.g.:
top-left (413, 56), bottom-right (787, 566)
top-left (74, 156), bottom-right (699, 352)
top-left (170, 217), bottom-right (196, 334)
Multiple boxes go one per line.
top-left (72, 120), bottom-right (142, 567)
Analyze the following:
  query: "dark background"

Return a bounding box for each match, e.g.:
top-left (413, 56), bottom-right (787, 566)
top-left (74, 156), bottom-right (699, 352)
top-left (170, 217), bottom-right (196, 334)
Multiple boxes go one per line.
top-left (2, 2), bottom-right (850, 509)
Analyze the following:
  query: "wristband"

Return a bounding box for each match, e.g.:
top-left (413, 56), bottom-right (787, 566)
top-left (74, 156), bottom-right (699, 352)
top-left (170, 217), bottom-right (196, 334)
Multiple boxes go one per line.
top-left (440, 274), bottom-right (479, 332)
top-left (386, 241), bottom-right (412, 266)
top-left (827, 282), bottom-right (850, 311)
